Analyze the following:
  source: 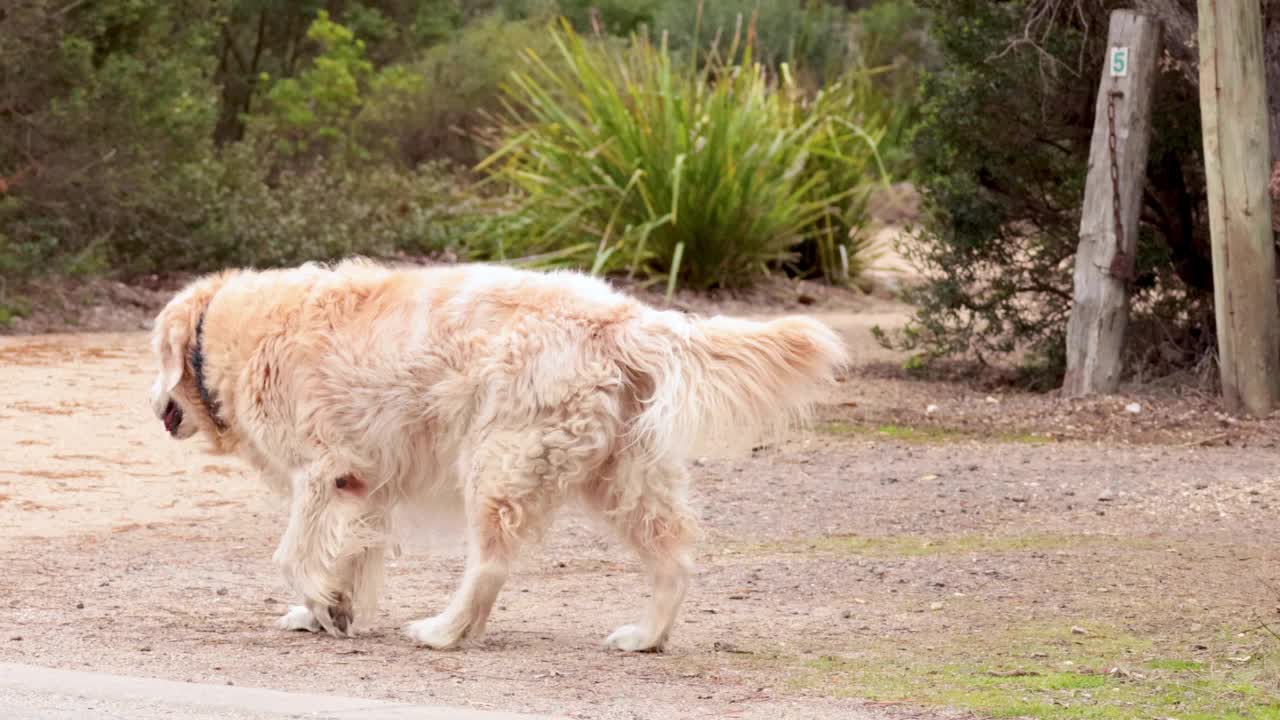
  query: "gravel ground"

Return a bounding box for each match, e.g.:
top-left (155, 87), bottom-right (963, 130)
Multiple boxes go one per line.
top-left (3, 309), bottom-right (1279, 719)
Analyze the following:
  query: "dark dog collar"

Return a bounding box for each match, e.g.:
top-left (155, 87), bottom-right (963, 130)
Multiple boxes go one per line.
top-left (191, 311), bottom-right (229, 432)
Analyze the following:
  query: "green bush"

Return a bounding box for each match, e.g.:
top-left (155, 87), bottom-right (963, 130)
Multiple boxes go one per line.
top-left (357, 13), bottom-right (564, 167)
top-left (0, 7), bottom-right (471, 279)
top-left (654, 0), bottom-right (929, 178)
top-left (849, 0), bottom-right (934, 176)
top-left (556, 0), bottom-right (661, 36)
top-left (653, 0), bottom-right (855, 86)
top-left (210, 1), bottom-right (470, 145)
top-left (257, 11), bottom-right (387, 162)
top-left (176, 150), bottom-right (467, 271)
top-left (880, 0), bottom-right (1213, 381)
top-left (473, 22), bottom-right (886, 289)
top-left (0, 0), bottom-right (927, 287)
top-left (0, 0), bottom-right (222, 279)
top-left (494, 0), bottom-right (655, 35)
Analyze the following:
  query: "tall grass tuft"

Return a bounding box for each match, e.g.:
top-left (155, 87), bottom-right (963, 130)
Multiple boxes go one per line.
top-left (473, 18), bottom-right (887, 289)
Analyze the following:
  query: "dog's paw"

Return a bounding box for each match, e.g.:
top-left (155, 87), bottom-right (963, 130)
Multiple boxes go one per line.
top-left (605, 624), bottom-right (664, 653)
top-left (406, 615), bottom-right (463, 650)
top-left (309, 597), bottom-right (355, 638)
top-left (277, 605), bottom-right (322, 633)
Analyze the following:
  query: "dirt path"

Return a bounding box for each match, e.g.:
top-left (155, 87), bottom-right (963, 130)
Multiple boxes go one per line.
top-left (3, 322), bottom-right (1280, 719)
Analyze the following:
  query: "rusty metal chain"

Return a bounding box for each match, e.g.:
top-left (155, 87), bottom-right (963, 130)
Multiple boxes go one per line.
top-left (1106, 90), bottom-right (1133, 282)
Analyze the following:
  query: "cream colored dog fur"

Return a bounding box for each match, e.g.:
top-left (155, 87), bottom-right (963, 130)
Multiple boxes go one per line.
top-left (149, 259), bottom-right (848, 651)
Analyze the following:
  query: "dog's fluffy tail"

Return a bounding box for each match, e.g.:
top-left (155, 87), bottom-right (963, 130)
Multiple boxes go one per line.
top-left (614, 310), bottom-right (849, 459)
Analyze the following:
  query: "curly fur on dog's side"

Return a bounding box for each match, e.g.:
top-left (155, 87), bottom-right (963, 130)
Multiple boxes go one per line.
top-left (149, 259), bottom-right (849, 650)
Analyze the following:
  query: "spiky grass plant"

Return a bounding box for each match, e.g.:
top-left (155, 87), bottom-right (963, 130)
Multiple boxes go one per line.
top-left (473, 18), bottom-right (887, 290)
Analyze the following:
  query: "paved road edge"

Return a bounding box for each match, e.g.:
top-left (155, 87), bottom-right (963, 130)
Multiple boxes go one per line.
top-left (0, 662), bottom-right (562, 720)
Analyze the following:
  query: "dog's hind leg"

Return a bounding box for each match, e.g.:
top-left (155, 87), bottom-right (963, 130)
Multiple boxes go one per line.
top-left (582, 458), bottom-right (699, 652)
top-left (406, 429), bottom-right (563, 649)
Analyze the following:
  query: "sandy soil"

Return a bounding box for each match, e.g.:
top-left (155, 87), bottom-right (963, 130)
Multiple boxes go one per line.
top-left (3, 307), bottom-right (1280, 719)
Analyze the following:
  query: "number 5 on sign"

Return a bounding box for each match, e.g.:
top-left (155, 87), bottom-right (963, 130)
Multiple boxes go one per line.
top-left (1110, 46), bottom-right (1129, 77)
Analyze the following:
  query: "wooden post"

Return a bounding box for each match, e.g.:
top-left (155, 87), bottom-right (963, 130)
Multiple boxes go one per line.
top-left (1198, 0), bottom-right (1280, 416)
top-left (1063, 11), bottom-right (1162, 397)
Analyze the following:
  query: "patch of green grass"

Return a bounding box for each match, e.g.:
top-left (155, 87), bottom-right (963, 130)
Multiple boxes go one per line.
top-left (757, 532), bottom-right (1100, 558)
top-left (671, 616), bottom-right (1280, 720)
top-left (877, 423), bottom-right (961, 442)
top-left (818, 420), bottom-right (1052, 445)
top-left (819, 420), bottom-right (958, 442)
top-left (1145, 658), bottom-right (1205, 671)
top-left (783, 625), bottom-right (1280, 720)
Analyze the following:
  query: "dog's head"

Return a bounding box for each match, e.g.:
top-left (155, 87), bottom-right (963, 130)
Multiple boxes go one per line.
top-left (148, 272), bottom-right (236, 441)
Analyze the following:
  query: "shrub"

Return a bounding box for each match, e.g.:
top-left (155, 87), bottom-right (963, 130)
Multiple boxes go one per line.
top-left (0, 0), bottom-right (221, 279)
top-left (472, 23), bottom-right (886, 290)
top-left (210, 1), bottom-right (467, 145)
top-left (555, 0), bottom-right (662, 36)
top-left (653, 0), bottom-right (856, 86)
top-left (256, 11), bottom-right (380, 162)
top-left (495, 0), bottom-right (657, 35)
top-left (357, 12), bottom-right (564, 167)
top-left (653, 0), bottom-right (930, 179)
top-left (848, 0), bottom-right (935, 176)
top-left (0, 6), bottom-right (488, 279)
top-left (0, 0), bottom-right (926, 287)
top-left (176, 150), bottom-right (468, 271)
top-left (880, 0), bottom-right (1215, 381)
top-left (789, 70), bottom-right (893, 282)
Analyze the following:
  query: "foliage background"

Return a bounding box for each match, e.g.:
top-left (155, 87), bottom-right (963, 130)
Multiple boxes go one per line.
top-left (6, 0), bottom-right (1265, 388)
top-left (0, 0), bottom-right (922, 287)
top-left (879, 0), bottom-right (1280, 385)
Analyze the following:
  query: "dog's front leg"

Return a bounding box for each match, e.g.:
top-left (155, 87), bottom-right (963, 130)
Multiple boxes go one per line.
top-left (272, 459), bottom-right (382, 638)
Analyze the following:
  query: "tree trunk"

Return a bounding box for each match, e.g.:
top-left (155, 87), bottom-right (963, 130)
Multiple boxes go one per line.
top-left (1136, 0), bottom-right (1280, 195)
top-left (1266, 4), bottom-right (1280, 174)
top-left (1266, 6), bottom-right (1280, 231)
top-left (1197, 0), bottom-right (1280, 415)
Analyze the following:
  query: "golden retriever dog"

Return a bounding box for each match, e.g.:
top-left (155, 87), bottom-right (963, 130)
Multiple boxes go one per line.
top-left (148, 259), bottom-right (847, 651)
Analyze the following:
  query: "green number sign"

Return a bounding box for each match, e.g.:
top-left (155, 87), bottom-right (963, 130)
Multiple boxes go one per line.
top-left (1110, 47), bottom-right (1129, 77)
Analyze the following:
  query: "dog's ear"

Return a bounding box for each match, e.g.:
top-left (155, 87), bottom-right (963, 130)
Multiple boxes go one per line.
top-left (152, 288), bottom-right (201, 393)
top-left (154, 316), bottom-right (190, 393)
top-left (151, 269), bottom-right (236, 393)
